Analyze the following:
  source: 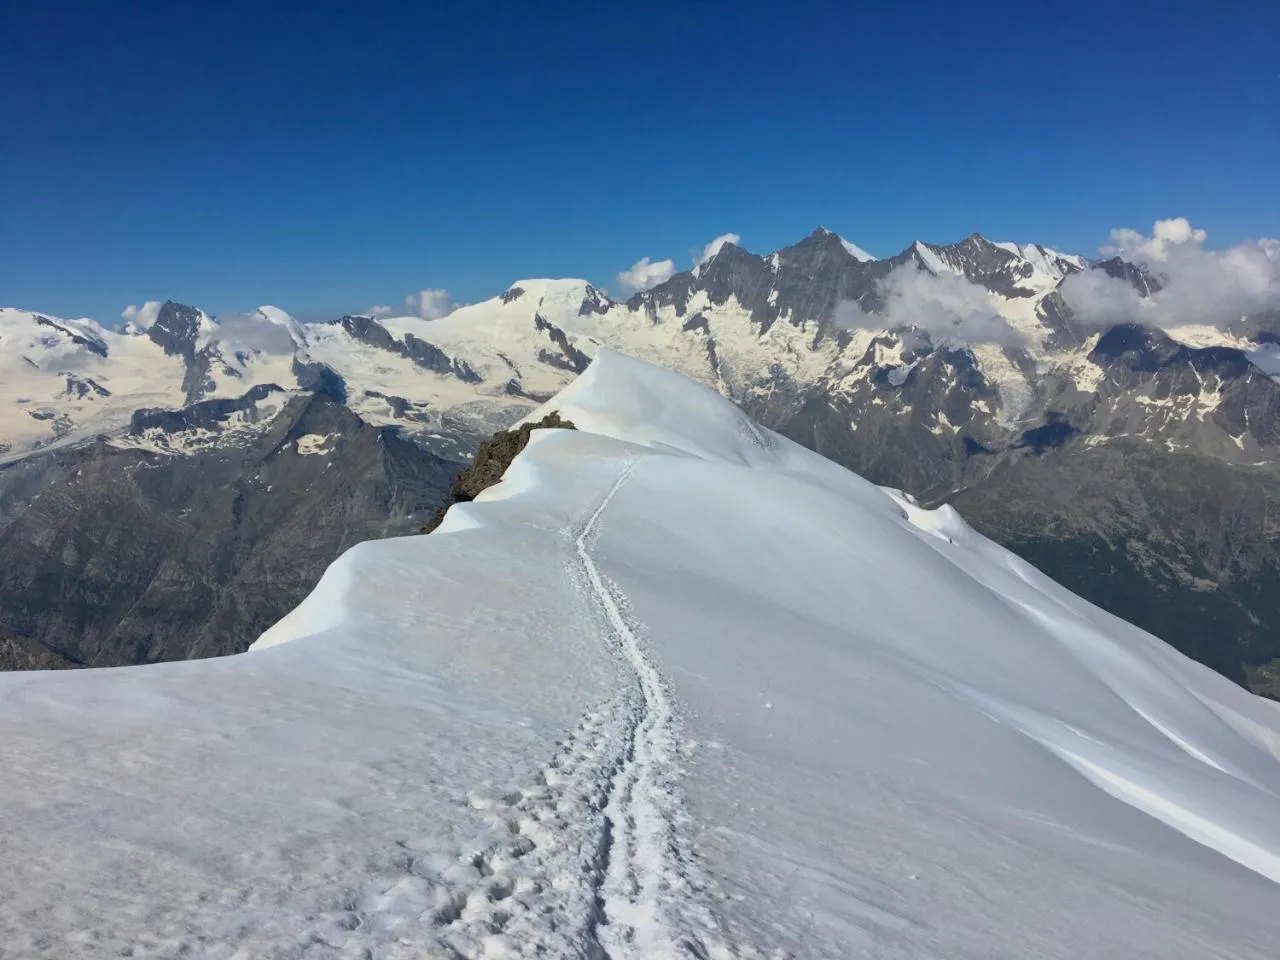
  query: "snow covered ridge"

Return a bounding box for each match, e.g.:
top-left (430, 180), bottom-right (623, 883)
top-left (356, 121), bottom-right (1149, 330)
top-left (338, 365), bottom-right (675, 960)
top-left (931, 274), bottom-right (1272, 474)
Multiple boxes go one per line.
top-left (5, 351), bottom-right (1280, 958)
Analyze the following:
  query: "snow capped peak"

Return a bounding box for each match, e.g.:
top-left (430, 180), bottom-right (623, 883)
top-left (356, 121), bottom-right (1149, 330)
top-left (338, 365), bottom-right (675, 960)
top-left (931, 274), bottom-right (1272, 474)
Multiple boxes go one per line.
top-left (493, 279), bottom-right (612, 323)
top-left (255, 304), bottom-right (295, 326)
top-left (807, 225), bottom-right (877, 261)
top-left (254, 305), bottom-right (309, 348)
top-left (994, 241), bottom-right (1087, 278)
top-left (508, 278), bottom-right (596, 297)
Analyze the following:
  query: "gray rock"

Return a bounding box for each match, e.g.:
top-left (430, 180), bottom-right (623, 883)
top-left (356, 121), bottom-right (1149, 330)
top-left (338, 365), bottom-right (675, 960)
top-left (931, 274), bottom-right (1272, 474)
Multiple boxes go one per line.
top-left (0, 389), bottom-right (459, 668)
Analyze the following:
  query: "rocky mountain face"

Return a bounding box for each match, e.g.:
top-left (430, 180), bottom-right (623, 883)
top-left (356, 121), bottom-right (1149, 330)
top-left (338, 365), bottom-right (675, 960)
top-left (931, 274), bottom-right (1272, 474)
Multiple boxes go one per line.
top-left (0, 388), bottom-right (457, 669)
top-left (949, 440), bottom-right (1280, 681)
top-left (4, 228), bottom-right (1279, 686)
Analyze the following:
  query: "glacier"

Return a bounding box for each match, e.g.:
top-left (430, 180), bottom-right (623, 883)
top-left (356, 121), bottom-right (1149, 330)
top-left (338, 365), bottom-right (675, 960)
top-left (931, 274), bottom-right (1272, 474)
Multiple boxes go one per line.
top-left (2, 350), bottom-right (1280, 958)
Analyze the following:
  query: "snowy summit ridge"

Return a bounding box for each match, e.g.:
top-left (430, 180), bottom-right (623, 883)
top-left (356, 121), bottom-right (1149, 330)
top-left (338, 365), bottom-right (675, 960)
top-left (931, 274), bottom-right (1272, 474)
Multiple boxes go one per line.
top-left (3, 353), bottom-right (1280, 957)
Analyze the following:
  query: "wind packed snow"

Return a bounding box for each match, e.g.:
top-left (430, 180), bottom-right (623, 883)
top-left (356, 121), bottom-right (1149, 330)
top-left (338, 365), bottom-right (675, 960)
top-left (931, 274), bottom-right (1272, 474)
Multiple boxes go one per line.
top-left (3, 350), bottom-right (1280, 958)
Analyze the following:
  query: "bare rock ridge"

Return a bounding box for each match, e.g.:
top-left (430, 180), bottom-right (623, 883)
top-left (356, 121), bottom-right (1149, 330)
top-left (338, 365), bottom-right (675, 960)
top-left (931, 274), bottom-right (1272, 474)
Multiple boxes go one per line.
top-left (423, 412), bottom-right (576, 533)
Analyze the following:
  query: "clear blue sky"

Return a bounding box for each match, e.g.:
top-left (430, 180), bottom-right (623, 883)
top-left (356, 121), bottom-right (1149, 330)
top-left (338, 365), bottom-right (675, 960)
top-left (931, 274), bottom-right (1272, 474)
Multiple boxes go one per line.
top-left (3, 0), bottom-right (1276, 322)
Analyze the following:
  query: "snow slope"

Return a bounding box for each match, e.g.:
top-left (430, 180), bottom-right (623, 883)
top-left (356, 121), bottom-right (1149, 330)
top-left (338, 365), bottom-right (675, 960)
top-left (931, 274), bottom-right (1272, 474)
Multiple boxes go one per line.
top-left (3, 351), bottom-right (1280, 958)
top-left (836, 234), bottom-right (877, 262)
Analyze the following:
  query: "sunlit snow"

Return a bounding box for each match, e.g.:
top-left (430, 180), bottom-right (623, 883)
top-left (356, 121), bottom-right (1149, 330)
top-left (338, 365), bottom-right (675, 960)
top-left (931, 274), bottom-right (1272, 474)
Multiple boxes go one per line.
top-left (2, 351), bottom-right (1280, 958)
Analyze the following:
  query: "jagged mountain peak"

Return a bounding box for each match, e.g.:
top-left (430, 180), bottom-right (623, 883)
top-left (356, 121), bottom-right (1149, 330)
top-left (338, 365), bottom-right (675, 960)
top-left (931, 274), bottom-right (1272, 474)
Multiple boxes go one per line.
top-left (0, 225), bottom-right (1267, 471)
top-left (144, 301), bottom-right (216, 362)
top-left (1096, 255), bottom-right (1163, 295)
top-left (901, 234), bottom-right (1087, 301)
top-left (802, 227), bottom-right (876, 262)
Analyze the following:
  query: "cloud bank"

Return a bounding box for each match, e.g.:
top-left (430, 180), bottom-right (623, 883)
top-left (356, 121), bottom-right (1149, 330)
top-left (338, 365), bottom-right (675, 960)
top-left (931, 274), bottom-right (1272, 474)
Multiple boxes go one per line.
top-left (1062, 218), bottom-right (1280, 331)
top-left (617, 256), bottom-right (676, 294)
top-left (833, 265), bottom-right (1026, 347)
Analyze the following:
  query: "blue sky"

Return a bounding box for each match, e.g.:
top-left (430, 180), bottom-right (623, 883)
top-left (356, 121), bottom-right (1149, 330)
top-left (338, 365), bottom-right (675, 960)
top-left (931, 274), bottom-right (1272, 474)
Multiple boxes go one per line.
top-left (3, 0), bottom-right (1276, 322)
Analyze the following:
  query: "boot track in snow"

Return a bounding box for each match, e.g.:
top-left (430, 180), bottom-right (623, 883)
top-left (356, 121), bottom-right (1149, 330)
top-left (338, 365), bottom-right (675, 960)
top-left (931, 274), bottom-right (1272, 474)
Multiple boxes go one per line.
top-left (342, 459), bottom-right (742, 959)
top-left (572, 460), bottom-right (729, 959)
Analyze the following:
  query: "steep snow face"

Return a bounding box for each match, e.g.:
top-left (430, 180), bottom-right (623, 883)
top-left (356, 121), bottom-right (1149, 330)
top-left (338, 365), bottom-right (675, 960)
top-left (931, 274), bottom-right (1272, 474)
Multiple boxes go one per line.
top-left (836, 234), bottom-right (877, 262)
top-left (4, 351), bottom-right (1280, 959)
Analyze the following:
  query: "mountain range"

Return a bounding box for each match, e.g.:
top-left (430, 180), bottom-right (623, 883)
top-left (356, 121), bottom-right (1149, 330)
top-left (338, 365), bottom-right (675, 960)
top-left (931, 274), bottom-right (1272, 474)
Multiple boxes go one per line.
top-left (3, 228), bottom-right (1280, 688)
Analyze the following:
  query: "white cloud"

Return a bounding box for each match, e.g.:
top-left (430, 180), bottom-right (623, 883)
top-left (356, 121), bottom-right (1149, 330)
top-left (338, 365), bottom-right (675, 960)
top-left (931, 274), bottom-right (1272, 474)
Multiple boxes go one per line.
top-left (616, 256), bottom-right (676, 294)
top-left (364, 304), bottom-right (394, 318)
top-left (210, 311), bottom-right (297, 354)
top-left (833, 264), bottom-right (1025, 347)
top-left (121, 301), bottom-right (163, 331)
top-left (1101, 217), bottom-right (1206, 262)
top-left (404, 288), bottom-right (452, 320)
top-left (696, 232), bottom-right (741, 265)
top-left (1057, 270), bottom-right (1150, 329)
top-left (613, 233), bottom-right (742, 295)
top-left (1063, 218), bottom-right (1280, 331)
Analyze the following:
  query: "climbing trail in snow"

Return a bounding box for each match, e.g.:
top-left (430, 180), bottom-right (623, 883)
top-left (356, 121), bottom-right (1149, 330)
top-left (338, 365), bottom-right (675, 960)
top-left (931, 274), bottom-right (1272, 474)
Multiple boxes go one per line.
top-left (572, 459), bottom-right (734, 958)
top-left (337, 459), bottom-right (743, 959)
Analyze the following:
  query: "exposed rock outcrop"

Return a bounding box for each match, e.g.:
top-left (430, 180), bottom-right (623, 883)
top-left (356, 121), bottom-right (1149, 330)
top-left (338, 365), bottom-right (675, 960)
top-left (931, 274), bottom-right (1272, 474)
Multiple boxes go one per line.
top-left (423, 412), bottom-right (575, 533)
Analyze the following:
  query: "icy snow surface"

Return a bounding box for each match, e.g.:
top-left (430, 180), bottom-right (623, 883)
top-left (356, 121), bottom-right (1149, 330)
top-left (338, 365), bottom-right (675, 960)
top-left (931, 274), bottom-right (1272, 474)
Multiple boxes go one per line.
top-left (4, 350), bottom-right (1280, 958)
